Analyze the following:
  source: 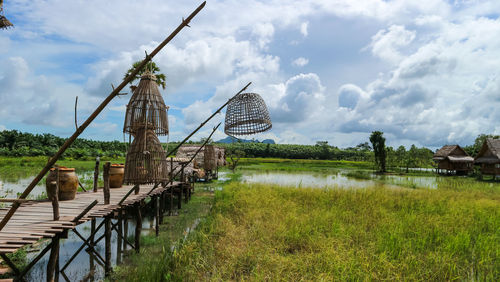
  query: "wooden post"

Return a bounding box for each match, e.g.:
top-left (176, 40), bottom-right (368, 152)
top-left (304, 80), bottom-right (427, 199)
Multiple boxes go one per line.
top-left (135, 202), bottom-right (142, 253)
top-left (170, 157), bottom-right (174, 184)
top-left (104, 216), bottom-right (112, 276)
top-left (155, 196), bottom-right (160, 237)
top-left (93, 156), bottom-right (100, 192)
top-left (123, 212), bottom-right (129, 251)
top-left (134, 184), bottom-right (140, 195)
top-left (89, 218), bottom-right (95, 280)
top-left (169, 186), bottom-right (174, 215)
top-left (46, 234), bottom-right (60, 282)
top-left (178, 184), bottom-right (183, 210)
top-left (51, 168), bottom-right (60, 221)
top-left (103, 162), bottom-right (111, 204)
top-left (117, 210), bottom-right (123, 264)
top-left (159, 191), bottom-right (164, 224)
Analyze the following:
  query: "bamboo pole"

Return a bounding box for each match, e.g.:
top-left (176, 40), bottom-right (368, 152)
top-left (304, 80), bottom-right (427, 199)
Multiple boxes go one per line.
top-left (165, 82), bottom-right (251, 158)
top-left (0, 1), bottom-right (206, 231)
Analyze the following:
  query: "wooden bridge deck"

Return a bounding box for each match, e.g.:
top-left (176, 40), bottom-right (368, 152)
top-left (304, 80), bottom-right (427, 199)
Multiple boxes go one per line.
top-left (0, 183), bottom-right (181, 254)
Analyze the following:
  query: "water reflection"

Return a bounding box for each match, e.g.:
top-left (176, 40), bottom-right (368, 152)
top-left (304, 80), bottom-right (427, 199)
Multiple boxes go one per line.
top-left (25, 215), bottom-right (158, 281)
top-left (240, 170), bottom-right (439, 189)
top-left (0, 170), bottom-right (96, 199)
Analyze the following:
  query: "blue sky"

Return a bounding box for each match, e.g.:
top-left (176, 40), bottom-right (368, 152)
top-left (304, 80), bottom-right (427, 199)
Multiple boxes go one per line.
top-left (1, 0), bottom-right (500, 149)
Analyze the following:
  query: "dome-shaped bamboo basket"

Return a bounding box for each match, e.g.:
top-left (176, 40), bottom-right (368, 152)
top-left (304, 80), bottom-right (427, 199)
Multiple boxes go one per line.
top-left (123, 129), bottom-right (169, 185)
top-left (224, 92), bottom-right (272, 136)
top-left (123, 71), bottom-right (169, 136)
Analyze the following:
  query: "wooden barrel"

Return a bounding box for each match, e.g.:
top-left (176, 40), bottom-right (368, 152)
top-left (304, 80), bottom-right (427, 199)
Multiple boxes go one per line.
top-left (109, 164), bottom-right (125, 188)
top-left (46, 167), bottom-right (79, 201)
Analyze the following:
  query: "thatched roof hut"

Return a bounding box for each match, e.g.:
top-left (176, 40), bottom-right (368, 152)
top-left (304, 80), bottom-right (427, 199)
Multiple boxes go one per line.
top-left (433, 145), bottom-right (473, 174)
top-left (474, 138), bottom-right (500, 176)
top-left (176, 144), bottom-right (220, 171)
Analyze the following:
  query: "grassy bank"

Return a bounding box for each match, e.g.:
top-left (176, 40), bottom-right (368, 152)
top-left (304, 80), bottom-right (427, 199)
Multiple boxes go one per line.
top-left (0, 156), bottom-right (124, 182)
top-left (238, 158), bottom-right (373, 171)
top-left (159, 183), bottom-right (499, 281)
top-left (111, 187), bottom-right (215, 281)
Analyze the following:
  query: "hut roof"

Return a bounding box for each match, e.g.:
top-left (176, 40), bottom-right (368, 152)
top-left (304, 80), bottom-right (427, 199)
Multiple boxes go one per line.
top-left (447, 156), bottom-right (474, 163)
top-left (432, 145), bottom-right (469, 161)
top-left (475, 138), bottom-right (500, 164)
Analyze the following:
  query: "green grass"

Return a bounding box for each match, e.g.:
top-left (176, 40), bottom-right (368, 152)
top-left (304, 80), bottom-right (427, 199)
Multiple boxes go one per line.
top-left (237, 158), bottom-right (373, 171)
top-left (158, 183), bottom-right (499, 281)
top-left (110, 187), bottom-right (215, 281)
top-left (0, 156), bottom-right (124, 183)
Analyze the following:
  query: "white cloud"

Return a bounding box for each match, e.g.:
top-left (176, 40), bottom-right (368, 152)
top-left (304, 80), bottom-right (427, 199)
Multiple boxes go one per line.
top-left (4, 0), bottom-right (500, 148)
top-left (0, 125), bottom-right (6, 131)
top-left (337, 16), bottom-right (500, 146)
top-left (292, 57), bottom-right (309, 67)
top-left (369, 25), bottom-right (416, 65)
top-left (300, 21), bottom-right (309, 37)
top-left (0, 57), bottom-right (100, 128)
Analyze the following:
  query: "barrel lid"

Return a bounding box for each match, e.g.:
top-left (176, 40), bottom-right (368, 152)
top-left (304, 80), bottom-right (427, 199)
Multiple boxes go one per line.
top-left (50, 166), bottom-right (75, 172)
top-left (111, 163), bottom-right (125, 167)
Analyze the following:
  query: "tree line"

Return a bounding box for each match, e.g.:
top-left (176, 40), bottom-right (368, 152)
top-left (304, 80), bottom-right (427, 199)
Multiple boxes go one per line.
top-left (2, 129), bottom-right (487, 170)
top-left (0, 130), bottom-right (127, 159)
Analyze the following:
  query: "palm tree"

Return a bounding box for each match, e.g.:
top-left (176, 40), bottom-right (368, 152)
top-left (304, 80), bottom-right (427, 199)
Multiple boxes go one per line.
top-left (124, 61), bottom-right (166, 90)
top-left (0, 0), bottom-right (14, 30)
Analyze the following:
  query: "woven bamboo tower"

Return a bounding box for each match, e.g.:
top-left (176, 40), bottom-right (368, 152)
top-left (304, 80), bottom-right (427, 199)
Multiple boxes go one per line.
top-left (224, 92), bottom-right (272, 136)
top-left (123, 71), bottom-right (169, 136)
top-left (123, 128), bottom-right (169, 185)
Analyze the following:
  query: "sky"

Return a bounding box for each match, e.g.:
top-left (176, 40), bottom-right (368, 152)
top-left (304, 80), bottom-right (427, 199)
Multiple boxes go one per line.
top-left (1, 0), bottom-right (500, 149)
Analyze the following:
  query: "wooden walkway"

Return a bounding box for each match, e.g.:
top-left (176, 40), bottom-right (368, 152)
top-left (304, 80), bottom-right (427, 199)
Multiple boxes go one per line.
top-left (0, 183), bottom-right (181, 254)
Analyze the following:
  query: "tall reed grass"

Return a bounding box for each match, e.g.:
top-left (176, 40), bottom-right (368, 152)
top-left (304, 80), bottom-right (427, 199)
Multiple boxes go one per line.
top-left (162, 183), bottom-right (499, 281)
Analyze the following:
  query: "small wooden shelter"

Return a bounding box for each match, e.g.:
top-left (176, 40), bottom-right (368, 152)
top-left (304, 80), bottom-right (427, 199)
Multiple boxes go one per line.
top-left (474, 138), bottom-right (500, 177)
top-left (432, 145), bottom-right (473, 174)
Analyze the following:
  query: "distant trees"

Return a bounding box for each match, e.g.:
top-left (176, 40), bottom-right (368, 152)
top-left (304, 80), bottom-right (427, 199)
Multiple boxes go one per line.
top-left (464, 134), bottom-right (500, 156)
top-left (0, 130), bottom-right (126, 159)
top-left (0, 129), bottom-right (435, 167)
top-left (369, 131), bottom-right (387, 172)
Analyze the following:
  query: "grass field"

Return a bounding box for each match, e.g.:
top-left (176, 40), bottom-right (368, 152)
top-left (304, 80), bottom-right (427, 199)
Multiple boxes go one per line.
top-left (111, 187), bottom-right (215, 281)
top-left (158, 183), bottom-right (499, 281)
top-left (238, 158), bottom-right (373, 171)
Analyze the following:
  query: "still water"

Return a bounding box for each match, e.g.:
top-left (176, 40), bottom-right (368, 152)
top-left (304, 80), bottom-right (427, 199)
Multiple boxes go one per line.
top-left (0, 167), bottom-right (442, 280)
top-left (240, 170), bottom-right (439, 189)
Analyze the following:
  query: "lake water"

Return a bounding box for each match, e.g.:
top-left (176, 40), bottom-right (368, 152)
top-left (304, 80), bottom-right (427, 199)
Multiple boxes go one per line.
top-left (240, 170), bottom-right (439, 189)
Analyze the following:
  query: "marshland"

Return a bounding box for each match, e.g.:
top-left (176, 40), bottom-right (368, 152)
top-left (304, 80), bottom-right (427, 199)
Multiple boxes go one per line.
top-left (2, 0), bottom-right (500, 281)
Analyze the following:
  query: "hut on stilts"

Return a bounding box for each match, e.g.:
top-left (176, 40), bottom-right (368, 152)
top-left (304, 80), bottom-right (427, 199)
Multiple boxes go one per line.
top-left (474, 138), bottom-right (500, 179)
top-left (123, 71), bottom-right (169, 185)
top-left (432, 145), bottom-right (473, 175)
top-left (176, 144), bottom-right (218, 180)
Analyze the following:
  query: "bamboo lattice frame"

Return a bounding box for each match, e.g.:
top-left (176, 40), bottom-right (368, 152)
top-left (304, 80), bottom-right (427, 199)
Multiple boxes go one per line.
top-left (224, 92), bottom-right (272, 136)
top-left (123, 72), bottom-right (169, 136)
top-left (123, 129), bottom-right (169, 184)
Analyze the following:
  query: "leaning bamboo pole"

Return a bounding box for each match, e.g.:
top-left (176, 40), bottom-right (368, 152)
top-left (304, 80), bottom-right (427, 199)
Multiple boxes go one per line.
top-left (0, 1), bottom-right (207, 231)
top-left (165, 82), bottom-right (251, 157)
